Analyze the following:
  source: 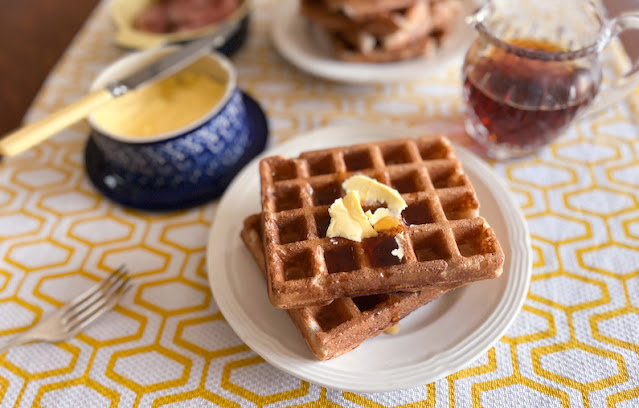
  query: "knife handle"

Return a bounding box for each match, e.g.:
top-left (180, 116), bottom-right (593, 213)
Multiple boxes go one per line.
top-left (0, 89), bottom-right (114, 157)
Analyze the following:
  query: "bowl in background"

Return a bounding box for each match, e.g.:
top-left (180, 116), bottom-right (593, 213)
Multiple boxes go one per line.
top-left (111, 0), bottom-right (251, 55)
top-left (84, 46), bottom-right (268, 210)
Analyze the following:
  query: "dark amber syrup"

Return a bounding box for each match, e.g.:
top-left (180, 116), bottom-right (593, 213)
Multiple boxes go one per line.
top-left (463, 38), bottom-right (599, 150)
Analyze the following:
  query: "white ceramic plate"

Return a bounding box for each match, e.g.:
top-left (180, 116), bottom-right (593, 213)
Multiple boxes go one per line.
top-left (270, 0), bottom-right (478, 83)
top-left (206, 124), bottom-right (531, 392)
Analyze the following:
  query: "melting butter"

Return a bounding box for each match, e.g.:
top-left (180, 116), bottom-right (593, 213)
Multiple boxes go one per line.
top-left (326, 191), bottom-right (377, 242)
top-left (327, 175), bottom-right (407, 256)
top-left (93, 71), bottom-right (226, 138)
top-left (343, 175), bottom-right (407, 216)
top-left (365, 208), bottom-right (392, 226)
top-left (384, 323), bottom-right (400, 335)
top-left (370, 214), bottom-right (402, 231)
top-left (391, 234), bottom-right (405, 260)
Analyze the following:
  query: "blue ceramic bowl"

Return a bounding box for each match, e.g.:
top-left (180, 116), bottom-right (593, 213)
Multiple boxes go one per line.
top-left (88, 47), bottom-right (252, 191)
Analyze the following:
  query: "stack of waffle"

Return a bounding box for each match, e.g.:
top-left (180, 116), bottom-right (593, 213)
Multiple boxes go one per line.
top-left (300, 0), bottom-right (463, 62)
top-left (241, 135), bottom-right (504, 360)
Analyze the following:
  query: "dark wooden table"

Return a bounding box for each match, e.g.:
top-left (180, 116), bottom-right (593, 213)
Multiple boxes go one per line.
top-left (0, 0), bottom-right (637, 137)
top-left (0, 0), bottom-right (100, 135)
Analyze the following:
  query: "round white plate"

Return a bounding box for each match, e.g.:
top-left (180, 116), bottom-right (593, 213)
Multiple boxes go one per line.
top-left (206, 124), bottom-right (531, 392)
top-left (270, 0), bottom-right (478, 83)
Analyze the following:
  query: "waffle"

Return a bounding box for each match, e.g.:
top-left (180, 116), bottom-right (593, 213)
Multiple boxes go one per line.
top-left (301, 0), bottom-right (431, 40)
top-left (330, 32), bottom-right (438, 63)
top-left (328, 0), bottom-right (433, 56)
top-left (301, 0), bottom-right (462, 63)
top-left (259, 135), bottom-right (504, 309)
top-left (431, 0), bottom-right (462, 32)
top-left (241, 213), bottom-right (462, 360)
top-left (321, 0), bottom-right (421, 20)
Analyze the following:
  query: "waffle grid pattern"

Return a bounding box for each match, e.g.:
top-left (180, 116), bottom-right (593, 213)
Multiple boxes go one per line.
top-left (259, 136), bottom-right (504, 308)
top-left (241, 213), bottom-right (461, 360)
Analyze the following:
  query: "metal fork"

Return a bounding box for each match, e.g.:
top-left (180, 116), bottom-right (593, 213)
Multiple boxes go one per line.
top-left (0, 266), bottom-right (132, 354)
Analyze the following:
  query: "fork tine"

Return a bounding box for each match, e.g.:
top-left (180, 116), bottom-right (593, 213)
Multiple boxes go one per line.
top-left (63, 268), bottom-right (128, 325)
top-left (66, 285), bottom-right (131, 336)
top-left (65, 265), bottom-right (126, 312)
top-left (65, 275), bottom-right (132, 334)
top-left (0, 265), bottom-right (132, 352)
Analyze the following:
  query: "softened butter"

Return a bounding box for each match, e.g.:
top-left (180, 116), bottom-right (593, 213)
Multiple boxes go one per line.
top-left (326, 175), bottom-right (407, 246)
top-left (326, 191), bottom-right (377, 242)
top-left (93, 71), bottom-right (226, 138)
top-left (342, 175), bottom-right (406, 216)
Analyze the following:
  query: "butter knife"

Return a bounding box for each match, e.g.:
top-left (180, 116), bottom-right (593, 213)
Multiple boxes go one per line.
top-left (0, 21), bottom-right (238, 157)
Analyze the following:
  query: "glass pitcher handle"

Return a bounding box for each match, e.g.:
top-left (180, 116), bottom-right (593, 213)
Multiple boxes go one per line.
top-left (581, 12), bottom-right (639, 118)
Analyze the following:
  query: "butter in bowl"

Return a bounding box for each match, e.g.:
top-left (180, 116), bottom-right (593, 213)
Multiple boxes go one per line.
top-left (111, 0), bottom-right (251, 55)
top-left (85, 46), bottom-right (268, 210)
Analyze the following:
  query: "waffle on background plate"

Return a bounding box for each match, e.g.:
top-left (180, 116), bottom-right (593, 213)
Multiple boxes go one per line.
top-left (259, 135), bottom-right (504, 309)
top-left (300, 0), bottom-right (463, 62)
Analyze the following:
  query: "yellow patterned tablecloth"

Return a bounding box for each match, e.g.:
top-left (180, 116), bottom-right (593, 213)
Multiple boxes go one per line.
top-left (1, 0), bottom-right (638, 406)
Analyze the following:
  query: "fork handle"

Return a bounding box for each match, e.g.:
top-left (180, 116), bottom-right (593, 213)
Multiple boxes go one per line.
top-left (0, 332), bottom-right (38, 354)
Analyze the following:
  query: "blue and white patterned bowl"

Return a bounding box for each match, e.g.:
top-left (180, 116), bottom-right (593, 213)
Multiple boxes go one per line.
top-left (88, 47), bottom-right (252, 191)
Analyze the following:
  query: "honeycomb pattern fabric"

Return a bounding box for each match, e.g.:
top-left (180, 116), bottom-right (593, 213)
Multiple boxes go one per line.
top-left (0, 0), bottom-right (638, 406)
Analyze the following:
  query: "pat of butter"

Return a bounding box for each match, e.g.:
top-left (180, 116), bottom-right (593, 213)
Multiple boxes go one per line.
top-left (93, 71), bottom-right (226, 138)
top-left (343, 175), bottom-right (407, 217)
top-left (374, 216), bottom-right (403, 232)
top-left (327, 175), bottom-right (407, 248)
top-left (365, 208), bottom-right (392, 226)
top-left (369, 212), bottom-right (402, 231)
top-left (391, 234), bottom-right (405, 260)
top-left (327, 191), bottom-right (377, 242)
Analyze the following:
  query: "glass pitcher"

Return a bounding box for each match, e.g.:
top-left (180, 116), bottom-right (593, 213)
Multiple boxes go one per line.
top-left (462, 0), bottom-right (639, 159)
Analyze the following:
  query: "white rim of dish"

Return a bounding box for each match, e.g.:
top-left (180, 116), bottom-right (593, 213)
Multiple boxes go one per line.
top-left (270, 0), bottom-right (478, 83)
top-left (88, 46), bottom-right (237, 144)
top-left (207, 124), bottom-right (531, 392)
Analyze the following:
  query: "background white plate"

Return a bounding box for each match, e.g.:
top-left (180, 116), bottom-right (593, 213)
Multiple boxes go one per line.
top-left (206, 124), bottom-right (531, 392)
top-left (270, 0), bottom-right (478, 83)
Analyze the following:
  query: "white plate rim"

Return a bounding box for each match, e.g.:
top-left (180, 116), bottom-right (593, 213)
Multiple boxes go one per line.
top-left (206, 123), bottom-right (531, 392)
top-left (270, 0), bottom-right (478, 84)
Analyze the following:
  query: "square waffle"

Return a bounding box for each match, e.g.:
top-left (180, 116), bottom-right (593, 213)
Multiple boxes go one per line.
top-left (321, 0), bottom-right (421, 20)
top-left (241, 214), bottom-right (462, 360)
top-left (301, 0), bottom-right (431, 41)
top-left (300, 0), bottom-right (461, 62)
top-left (330, 32), bottom-right (437, 63)
top-left (431, 0), bottom-right (462, 32)
top-left (259, 135), bottom-right (504, 309)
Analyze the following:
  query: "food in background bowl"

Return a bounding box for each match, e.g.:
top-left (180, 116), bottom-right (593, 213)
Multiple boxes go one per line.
top-left (110, 0), bottom-right (250, 51)
top-left (92, 71), bottom-right (227, 138)
top-left (134, 0), bottom-right (240, 33)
